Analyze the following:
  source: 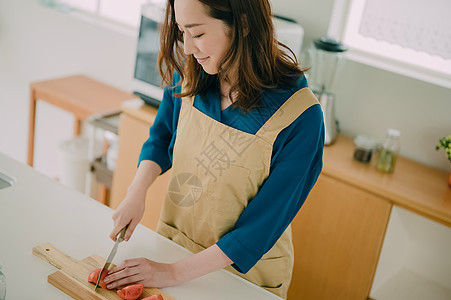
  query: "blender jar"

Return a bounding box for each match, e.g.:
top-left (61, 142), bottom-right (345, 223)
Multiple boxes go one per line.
top-left (308, 37), bottom-right (347, 95)
top-left (307, 37), bottom-right (347, 145)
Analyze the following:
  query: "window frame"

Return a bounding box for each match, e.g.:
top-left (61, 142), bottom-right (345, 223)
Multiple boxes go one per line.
top-left (328, 0), bottom-right (451, 89)
top-left (44, 0), bottom-right (157, 30)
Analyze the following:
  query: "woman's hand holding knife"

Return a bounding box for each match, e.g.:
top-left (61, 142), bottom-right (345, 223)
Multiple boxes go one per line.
top-left (109, 160), bottom-right (162, 241)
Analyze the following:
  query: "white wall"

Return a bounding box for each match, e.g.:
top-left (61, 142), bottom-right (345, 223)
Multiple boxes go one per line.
top-left (0, 0), bottom-right (450, 179)
top-left (0, 0), bottom-right (137, 177)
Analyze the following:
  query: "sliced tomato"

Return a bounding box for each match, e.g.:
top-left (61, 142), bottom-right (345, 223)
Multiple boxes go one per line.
top-left (116, 284), bottom-right (144, 300)
top-left (87, 268), bottom-right (107, 289)
top-left (142, 295), bottom-right (164, 300)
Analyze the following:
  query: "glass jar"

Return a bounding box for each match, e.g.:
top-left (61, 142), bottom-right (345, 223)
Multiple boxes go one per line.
top-left (376, 129), bottom-right (401, 173)
top-left (353, 135), bottom-right (379, 163)
top-left (0, 262), bottom-right (6, 300)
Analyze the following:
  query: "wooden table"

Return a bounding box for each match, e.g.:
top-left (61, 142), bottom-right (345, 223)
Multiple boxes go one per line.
top-left (27, 74), bottom-right (133, 166)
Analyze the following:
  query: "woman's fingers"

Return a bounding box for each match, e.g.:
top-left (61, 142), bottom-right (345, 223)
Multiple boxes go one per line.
top-left (124, 219), bottom-right (138, 242)
top-left (112, 276), bottom-right (144, 290)
top-left (105, 259), bottom-right (146, 289)
top-left (109, 223), bottom-right (124, 241)
top-left (106, 272), bottom-right (142, 289)
top-left (109, 194), bottom-right (145, 241)
top-left (108, 259), bottom-right (140, 275)
top-left (106, 258), bottom-right (177, 289)
top-left (110, 214), bottom-right (133, 241)
top-left (110, 219), bottom-right (136, 242)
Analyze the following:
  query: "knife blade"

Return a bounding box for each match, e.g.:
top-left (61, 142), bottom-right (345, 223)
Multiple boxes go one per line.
top-left (94, 225), bottom-right (128, 291)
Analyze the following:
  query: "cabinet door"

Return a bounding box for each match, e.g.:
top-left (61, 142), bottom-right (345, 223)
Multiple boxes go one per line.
top-left (110, 113), bottom-right (170, 231)
top-left (288, 175), bottom-right (391, 300)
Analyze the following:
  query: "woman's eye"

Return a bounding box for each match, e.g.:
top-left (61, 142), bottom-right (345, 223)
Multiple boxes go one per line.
top-left (193, 33), bottom-right (204, 39)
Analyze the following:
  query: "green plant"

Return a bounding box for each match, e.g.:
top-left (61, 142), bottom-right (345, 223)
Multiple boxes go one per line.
top-left (436, 135), bottom-right (451, 162)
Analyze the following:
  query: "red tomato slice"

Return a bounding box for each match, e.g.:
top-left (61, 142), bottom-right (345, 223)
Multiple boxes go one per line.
top-left (87, 268), bottom-right (107, 289)
top-left (116, 284), bottom-right (144, 300)
top-left (142, 295), bottom-right (164, 300)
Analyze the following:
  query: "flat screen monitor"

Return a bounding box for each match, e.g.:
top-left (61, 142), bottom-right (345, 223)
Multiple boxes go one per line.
top-left (132, 4), bottom-right (165, 107)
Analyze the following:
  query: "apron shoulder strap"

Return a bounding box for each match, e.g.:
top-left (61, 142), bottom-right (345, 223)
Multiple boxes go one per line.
top-left (181, 80), bottom-right (195, 105)
top-left (256, 88), bottom-right (320, 144)
top-left (181, 95), bottom-right (195, 107)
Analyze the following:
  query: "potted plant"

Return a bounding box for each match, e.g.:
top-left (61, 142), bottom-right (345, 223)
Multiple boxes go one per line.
top-left (436, 135), bottom-right (451, 187)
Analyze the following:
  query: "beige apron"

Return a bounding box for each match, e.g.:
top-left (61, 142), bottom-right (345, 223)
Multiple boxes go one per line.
top-left (157, 87), bottom-right (319, 298)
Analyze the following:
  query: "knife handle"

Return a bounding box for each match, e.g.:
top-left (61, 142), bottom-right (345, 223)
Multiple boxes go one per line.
top-left (117, 225), bottom-right (128, 242)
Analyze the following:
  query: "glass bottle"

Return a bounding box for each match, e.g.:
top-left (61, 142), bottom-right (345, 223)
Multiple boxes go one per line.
top-left (0, 262), bottom-right (6, 300)
top-left (376, 129), bottom-right (401, 173)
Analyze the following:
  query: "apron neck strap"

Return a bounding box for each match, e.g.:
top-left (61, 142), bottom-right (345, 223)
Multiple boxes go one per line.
top-left (256, 88), bottom-right (319, 145)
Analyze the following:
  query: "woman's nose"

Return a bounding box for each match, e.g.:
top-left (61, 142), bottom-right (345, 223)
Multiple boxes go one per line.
top-left (183, 35), bottom-right (194, 55)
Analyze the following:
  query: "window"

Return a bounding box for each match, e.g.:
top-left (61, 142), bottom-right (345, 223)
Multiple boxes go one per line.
top-left (329, 0), bottom-right (451, 88)
top-left (42, 0), bottom-right (165, 28)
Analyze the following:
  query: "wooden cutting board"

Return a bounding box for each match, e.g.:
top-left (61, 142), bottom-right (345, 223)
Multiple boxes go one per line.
top-left (33, 242), bottom-right (175, 300)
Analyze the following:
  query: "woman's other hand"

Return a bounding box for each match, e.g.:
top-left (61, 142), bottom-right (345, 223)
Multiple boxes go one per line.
top-left (104, 258), bottom-right (178, 290)
top-left (104, 244), bottom-right (232, 290)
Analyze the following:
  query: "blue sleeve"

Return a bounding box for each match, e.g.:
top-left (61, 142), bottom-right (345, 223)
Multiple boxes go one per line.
top-left (138, 73), bottom-right (181, 173)
top-left (216, 104), bottom-right (324, 273)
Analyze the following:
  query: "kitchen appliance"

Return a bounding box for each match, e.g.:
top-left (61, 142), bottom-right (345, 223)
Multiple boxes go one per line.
top-left (308, 37), bottom-right (347, 145)
top-left (132, 1), bottom-right (166, 107)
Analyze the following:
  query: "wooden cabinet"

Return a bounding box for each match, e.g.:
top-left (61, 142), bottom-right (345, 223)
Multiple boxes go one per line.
top-left (110, 99), bottom-right (170, 231)
top-left (287, 135), bottom-right (451, 300)
top-left (289, 175), bottom-right (391, 300)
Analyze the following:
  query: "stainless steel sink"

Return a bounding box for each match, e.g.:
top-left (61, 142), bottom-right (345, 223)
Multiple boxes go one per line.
top-left (0, 172), bottom-right (14, 190)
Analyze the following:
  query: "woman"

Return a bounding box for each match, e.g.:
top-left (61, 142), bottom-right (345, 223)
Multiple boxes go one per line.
top-left (104, 0), bottom-right (324, 298)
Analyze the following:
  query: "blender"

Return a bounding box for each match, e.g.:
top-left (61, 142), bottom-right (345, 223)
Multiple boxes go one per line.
top-left (308, 37), bottom-right (347, 145)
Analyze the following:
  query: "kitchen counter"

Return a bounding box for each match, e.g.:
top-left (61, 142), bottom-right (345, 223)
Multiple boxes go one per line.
top-left (0, 152), bottom-right (282, 300)
top-left (324, 135), bottom-right (451, 227)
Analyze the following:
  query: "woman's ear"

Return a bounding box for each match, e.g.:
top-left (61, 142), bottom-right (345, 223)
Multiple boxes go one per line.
top-left (241, 14), bottom-right (250, 37)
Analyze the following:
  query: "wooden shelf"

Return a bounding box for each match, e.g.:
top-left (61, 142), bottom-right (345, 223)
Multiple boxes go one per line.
top-left (323, 135), bottom-right (451, 227)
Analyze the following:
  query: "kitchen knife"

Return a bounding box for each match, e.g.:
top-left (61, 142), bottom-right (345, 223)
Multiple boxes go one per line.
top-left (94, 225), bottom-right (128, 291)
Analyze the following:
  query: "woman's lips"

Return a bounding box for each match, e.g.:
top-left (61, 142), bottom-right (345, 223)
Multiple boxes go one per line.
top-left (196, 57), bottom-right (209, 64)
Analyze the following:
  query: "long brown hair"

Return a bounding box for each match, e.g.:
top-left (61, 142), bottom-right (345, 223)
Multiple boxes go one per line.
top-left (158, 0), bottom-right (305, 112)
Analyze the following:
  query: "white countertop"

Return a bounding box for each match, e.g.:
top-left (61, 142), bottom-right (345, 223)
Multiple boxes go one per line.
top-left (0, 152), bottom-right (282, 300)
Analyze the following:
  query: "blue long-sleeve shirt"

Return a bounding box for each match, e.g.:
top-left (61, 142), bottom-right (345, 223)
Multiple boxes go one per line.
top-left (139, 72), bottom-right (324, 273)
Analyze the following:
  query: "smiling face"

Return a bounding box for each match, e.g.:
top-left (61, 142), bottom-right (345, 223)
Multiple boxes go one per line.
top-left (174, 0), bottom-right (233, 75)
